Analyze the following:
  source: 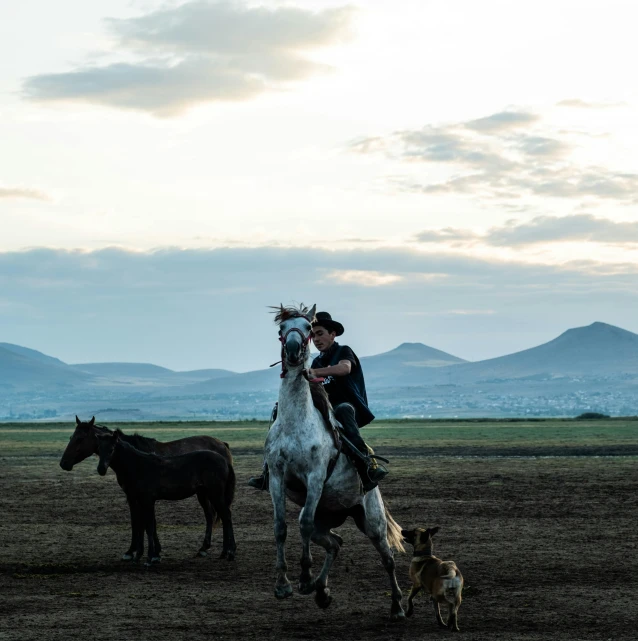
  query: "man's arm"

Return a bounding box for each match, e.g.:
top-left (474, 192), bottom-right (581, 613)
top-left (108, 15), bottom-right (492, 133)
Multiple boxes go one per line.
top-left (308, 359), bottom-right (352, 379)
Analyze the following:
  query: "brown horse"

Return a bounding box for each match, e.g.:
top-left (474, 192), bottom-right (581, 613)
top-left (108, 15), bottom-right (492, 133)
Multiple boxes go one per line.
top-left (60, 416), bottom-right (232, 560)
top-left (97, 430), bottom-right (236, 565)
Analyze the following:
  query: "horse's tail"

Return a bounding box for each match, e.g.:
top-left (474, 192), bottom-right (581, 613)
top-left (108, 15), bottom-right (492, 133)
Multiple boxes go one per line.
top-left (224, 461), bottom-right (236, 510)
top-left (384, 505), bottom-right (405, 553)
top-left (223, 441), bottom-right (233, 466)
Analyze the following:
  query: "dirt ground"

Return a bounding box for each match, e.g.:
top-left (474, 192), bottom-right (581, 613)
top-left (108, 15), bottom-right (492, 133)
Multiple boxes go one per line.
top-left (1, 451), bottom-right (637, 641)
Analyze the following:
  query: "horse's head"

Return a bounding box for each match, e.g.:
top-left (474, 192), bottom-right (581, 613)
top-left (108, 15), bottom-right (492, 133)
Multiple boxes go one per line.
top-left (274, 303), bottom-right (317, 371)
top-left (96, 430), bottom-right (120, 476)
top-left (60, 415), bottom-right (99, 471)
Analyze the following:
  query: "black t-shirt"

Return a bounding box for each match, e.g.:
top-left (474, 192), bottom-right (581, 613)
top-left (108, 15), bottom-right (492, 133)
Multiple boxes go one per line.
top-left (311, 342), bottom-right (375, 427)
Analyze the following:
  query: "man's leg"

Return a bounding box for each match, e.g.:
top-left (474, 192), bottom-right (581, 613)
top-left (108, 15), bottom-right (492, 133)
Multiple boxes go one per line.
top-left (248, 403), bottom-right (278, 490)
top-left (333, 403), bottom-right (387, 492)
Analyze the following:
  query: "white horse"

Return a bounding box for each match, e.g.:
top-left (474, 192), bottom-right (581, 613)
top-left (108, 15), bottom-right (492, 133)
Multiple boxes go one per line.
top-left (264, 304), bottom-right (406, 621)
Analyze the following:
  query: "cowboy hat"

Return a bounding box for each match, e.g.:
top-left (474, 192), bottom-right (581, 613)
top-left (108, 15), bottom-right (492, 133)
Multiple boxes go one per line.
top-left (312, 311), bottom-right (344, 336)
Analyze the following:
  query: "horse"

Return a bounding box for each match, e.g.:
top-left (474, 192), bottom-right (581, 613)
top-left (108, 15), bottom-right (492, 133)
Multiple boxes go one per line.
top-left (264, 303), bottom-right (406, 621)
top-left (96, 430), bottom-right (236, 565)
top-left (60, 416), bottom-right (232, 560)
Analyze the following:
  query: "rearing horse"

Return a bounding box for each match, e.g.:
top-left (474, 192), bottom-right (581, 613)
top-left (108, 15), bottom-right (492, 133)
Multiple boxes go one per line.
top-left (265, 304), bottom-right (405, 621)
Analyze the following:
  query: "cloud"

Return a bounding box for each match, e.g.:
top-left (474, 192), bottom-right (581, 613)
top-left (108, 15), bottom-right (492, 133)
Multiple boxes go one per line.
top-left (1, 246), bottom-right (637, 369)
top-left (414, 228), bottom-right (479, 244)
top-left (351, 109), bottom-right (638, 204)
top-left (487, 214), bottom-right (638, 246)
top-left (3, 245), bottom-right (638, 370)
top-left (464, 111), bottom-right (539, 133)
top-left (557, 99), bottom-right (625, 109)
top-left (416, 214), bottom-right (638, 247)
top-left (23, 2), bottom-right (355, 116)
top-left (326, 269), bottom-right (403, 287)
top-left (0, 187), bottom-right (50, 201)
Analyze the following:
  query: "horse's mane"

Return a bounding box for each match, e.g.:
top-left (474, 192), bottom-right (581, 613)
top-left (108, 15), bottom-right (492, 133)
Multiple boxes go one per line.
top-left (310, 381), bottom-right (333, 430)
top-left (113, 428), bottom-right (158, 453)
top-left (270, 303), bottom-right (316, 324)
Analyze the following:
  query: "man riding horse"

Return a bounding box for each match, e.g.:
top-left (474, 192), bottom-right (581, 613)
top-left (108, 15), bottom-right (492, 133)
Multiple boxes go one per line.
top-left (249, 311), bottom-right (388, 492)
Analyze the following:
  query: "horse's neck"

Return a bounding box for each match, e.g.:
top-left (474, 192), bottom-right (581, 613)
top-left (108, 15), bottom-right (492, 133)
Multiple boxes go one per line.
top-left (109, 444), bottom-right (138, 482)
top-left (277, 369), bottom-right (316, 428)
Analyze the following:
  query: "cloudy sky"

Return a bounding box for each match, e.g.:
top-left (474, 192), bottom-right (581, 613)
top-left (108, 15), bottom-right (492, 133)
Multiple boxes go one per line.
top-left (1, 0), bottom-right (638, 371)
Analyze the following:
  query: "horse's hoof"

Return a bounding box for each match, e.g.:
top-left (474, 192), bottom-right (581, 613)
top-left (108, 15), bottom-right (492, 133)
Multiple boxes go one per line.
top-left (298, 580), bottom-right (316, 595)
top-left (274, 583), bottom-right (293, 600)
top-left (390, 610), bottom-right (407, 623)
top-left (121, 553), bottom-right (134, 561)
top-left (405, 606), bottom-right (414, 618)
top-left (225, 549), bottom-right (236, 561)
top-left (151, 556), bottom-right (161, 564)
top-left (198, 550), bottom-right (208, 558)
top-left (315, 587), bottom-right (332, 609)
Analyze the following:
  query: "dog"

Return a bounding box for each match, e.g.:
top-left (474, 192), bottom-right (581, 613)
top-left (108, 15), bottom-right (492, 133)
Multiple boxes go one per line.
top-left (401, 526), bottom-right (463, 632)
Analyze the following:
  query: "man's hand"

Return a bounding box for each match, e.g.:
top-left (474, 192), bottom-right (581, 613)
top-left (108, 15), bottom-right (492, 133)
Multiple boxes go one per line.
top-left (306, 361), bottom-right (352, 379)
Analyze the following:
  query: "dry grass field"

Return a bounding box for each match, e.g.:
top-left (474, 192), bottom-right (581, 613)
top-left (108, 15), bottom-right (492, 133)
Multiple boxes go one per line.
top-left (1, 420), bottom-right (637, 640)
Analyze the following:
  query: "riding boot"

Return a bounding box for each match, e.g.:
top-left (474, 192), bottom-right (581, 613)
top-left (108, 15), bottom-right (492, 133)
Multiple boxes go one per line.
top-left (247, 461), bottom-right (269, 490)
top-left (334, 403), bottom-right (388, 492)
top-left (248, 402), bottom-right (278, 491)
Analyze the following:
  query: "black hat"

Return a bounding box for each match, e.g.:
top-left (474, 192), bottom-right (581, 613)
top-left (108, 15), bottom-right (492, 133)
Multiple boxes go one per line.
top-left (312, 311), bottom-right (344, 336)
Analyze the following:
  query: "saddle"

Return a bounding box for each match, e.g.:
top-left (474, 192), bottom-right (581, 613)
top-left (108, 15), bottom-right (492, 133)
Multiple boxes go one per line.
top-left (308, 382), bottom-right (389, 482)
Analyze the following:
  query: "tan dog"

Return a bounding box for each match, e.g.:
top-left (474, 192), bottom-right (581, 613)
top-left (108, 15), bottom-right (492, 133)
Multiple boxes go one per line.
top-left (401, 526), bottom-right (463, 632)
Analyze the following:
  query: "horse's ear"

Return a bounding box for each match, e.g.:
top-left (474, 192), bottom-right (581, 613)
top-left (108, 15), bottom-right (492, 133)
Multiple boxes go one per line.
top-left (75, 415), bottom-right (81, 425)
top-left (89, 416), bottom-right (95, 426)
top-left (114, 430), bottom-right (121, 441)
top-left (429, 526), bottom-right (440, 537)
top-left (308, 304), bottom-right (317, 321)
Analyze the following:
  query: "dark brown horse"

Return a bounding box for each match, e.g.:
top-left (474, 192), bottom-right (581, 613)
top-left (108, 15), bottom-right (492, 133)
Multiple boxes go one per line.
top-left (97, 430), bottom-right (236, 565)
top-left (60, 416), bottom-right (232, 560)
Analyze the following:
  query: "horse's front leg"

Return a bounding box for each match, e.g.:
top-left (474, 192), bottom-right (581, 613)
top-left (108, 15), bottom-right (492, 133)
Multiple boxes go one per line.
top-left (142, 501), bottom-right (160, 566)
top-left (309, 525), bottom-right (341, 610)
top-left (128, 497), bottom-right (145, 563)
top-left (298, 472), bottom-right (327, 606)
top-left (123, 497), bottom-right (138, 561)
top-left (270, 473), bottom-right (292, 599)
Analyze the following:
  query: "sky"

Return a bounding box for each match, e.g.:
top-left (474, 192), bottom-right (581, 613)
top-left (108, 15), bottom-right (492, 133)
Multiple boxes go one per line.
top-left (1, 0), bottom-right (638, 371)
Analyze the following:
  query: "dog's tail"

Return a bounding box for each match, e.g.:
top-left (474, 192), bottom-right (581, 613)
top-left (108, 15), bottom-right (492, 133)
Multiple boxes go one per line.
top-left (385, 505), bottom-right (405, 553)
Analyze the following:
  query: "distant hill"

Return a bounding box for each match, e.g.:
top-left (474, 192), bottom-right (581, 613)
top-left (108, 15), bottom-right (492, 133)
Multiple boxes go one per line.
top-left (184, 342), bottom-right (465, 394)
top-left (0, 345), bottom-right (91, 391)
top-left (178, 368), bottom-right (237, 381)
top-left (72, 362), bottom-right (177, 378)
top-left (361, 342), bottom-right (465, 385)
top-left (0, 342), bottom-right (68, 368)
top-left (405, 322), bottom-right (638, 385)
top-left (71, 362), bottom-right (236, 386)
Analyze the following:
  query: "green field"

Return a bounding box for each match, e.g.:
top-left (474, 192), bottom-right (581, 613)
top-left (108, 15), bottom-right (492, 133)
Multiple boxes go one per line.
top-left (1, 418), bottom-right (637, 457)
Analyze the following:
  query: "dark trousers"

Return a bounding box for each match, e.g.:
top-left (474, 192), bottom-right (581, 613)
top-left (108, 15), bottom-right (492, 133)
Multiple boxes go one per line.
top-left (333, 403), bottom-right (367, 455)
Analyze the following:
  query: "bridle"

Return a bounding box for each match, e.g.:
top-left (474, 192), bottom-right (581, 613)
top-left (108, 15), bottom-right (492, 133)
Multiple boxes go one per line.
top-left (271, 314), bottom-right (313, 379)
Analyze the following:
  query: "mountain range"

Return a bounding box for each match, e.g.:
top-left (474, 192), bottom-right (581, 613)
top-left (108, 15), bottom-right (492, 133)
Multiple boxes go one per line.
top-left (1, 322), bottom-right (637, 419)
